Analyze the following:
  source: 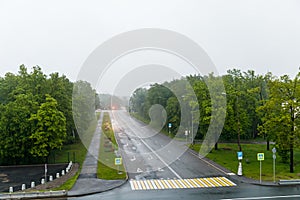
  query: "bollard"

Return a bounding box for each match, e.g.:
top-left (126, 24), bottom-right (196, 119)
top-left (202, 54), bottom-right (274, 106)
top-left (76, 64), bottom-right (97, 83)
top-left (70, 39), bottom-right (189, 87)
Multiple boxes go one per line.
top-left (41, 178), bottom-right (45, 184)
top-left (49, 175), bottom-right (53, 181)
top-left (62, 170), bottom-right (65, 176)
top-left (31, 182), bottom-right (35, 188)
top-left (56, 173), bottom-right (60, 178)
top-left (9, 186), bottom-right (13, 193)
top-left (21, 184), bottom-right (26, 191)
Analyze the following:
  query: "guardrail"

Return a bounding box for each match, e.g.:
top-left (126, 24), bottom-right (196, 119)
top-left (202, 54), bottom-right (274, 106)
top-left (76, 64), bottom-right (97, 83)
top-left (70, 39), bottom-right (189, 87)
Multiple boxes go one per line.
top-left (279, 179), bottom-right (300, 185)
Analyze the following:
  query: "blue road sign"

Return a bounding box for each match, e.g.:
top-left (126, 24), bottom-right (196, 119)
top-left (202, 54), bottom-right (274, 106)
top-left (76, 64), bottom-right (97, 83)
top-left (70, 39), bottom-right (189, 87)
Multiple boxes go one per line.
top-left (237, 151), bottom-right (243, 160)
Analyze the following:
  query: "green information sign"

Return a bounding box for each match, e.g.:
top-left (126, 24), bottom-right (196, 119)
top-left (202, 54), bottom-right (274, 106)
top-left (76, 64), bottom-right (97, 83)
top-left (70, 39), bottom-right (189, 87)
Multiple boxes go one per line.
top-left (257, 153), bottom-right (264, 161)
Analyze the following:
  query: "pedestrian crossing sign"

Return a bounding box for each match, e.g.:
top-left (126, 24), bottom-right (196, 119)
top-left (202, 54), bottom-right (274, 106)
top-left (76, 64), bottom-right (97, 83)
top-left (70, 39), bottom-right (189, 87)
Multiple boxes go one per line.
top-left (115, 157), bottom-right (122, 165)
top-left (257, 153), bottom-right (264, 161)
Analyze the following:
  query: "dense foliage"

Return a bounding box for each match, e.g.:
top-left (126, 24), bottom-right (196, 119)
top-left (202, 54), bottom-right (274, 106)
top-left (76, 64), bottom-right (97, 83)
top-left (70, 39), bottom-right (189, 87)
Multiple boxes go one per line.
top-left (130, 69), bottom-right (300, 172)
top-left (0, 65), bottom-right (98, 164)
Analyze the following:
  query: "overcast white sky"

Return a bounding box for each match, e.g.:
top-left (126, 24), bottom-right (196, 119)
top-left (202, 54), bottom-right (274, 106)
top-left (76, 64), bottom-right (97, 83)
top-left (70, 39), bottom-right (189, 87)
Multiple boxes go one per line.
top-left (1, 0), bottom-right (300, 94)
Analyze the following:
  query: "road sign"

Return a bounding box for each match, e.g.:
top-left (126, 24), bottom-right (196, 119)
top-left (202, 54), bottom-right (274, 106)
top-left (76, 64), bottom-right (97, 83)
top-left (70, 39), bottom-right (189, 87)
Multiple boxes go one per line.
top-left (237, 151), bottom-right (243, 160)
top-left (273, 154), bottom-right (276, 160)
top-left (257, 153), bottom-right (264, 161)
top-left (168, 123), bottom-right (172, 128)
top-left (115, 157), bottom-right (122, 165)
top-left (272, 147), bottom-right (276, 154)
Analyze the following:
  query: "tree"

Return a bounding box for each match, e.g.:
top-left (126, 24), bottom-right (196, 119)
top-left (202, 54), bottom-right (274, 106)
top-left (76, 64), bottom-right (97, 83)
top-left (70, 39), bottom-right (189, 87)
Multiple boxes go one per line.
top-left (29, 95), bottom-right (67, 160)
top-left (258, 73), bottom-right (300, 173)
top-left (0, 94), bottom-right (38, 164)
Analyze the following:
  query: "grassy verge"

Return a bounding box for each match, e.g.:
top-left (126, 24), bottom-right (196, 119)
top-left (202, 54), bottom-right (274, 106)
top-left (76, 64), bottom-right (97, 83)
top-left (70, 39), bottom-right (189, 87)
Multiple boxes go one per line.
top-left (97, 112), bottom-right (126, 180)
top-left (190, 143), bottom-right (300, 181)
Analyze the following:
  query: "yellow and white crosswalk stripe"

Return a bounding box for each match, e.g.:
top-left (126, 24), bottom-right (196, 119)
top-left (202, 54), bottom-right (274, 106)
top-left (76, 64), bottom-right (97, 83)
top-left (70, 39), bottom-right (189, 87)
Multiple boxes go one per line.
top-left (130, 177), bottom-right (236, 190)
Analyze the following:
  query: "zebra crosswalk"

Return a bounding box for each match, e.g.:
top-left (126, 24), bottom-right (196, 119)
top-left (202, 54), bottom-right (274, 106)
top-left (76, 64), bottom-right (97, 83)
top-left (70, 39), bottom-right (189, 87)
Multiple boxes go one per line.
top-left (130, 177), bottom-right (236, 190)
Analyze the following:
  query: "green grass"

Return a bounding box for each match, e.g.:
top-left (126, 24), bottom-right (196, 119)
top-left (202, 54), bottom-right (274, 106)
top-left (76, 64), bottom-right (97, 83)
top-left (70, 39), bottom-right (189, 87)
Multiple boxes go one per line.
top-left (97, 112), bottom-right (127, 180)
top-left (53, 172), bottom-right (80, 191)
top-left (190, 143), bottom-right (300, 181)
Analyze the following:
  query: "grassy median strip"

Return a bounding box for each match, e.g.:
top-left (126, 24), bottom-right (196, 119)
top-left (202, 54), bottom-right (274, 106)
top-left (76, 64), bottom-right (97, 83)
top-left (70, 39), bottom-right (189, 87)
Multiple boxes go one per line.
top-left (190, 143), bottom-right (300, 181)
top-left (97, 112), bottom-right (126, 180)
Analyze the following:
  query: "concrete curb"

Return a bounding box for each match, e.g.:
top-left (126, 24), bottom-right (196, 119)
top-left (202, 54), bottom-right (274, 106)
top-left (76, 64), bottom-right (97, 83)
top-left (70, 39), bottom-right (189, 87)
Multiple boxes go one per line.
top-left (0, 190), bottom-right (67, 200)
top-left (67, 177), bottom-right (128, 197)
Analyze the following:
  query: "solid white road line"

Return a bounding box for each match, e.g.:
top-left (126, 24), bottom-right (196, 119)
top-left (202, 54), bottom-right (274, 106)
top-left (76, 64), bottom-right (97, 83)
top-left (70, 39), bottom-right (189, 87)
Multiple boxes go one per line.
top-left (221, 195), bottom-right (300, 200)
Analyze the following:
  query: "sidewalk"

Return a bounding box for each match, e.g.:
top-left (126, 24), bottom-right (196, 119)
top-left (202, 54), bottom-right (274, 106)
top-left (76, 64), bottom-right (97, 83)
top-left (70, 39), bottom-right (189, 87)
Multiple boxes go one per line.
top-left (68, 112), bottom-right (127, 197)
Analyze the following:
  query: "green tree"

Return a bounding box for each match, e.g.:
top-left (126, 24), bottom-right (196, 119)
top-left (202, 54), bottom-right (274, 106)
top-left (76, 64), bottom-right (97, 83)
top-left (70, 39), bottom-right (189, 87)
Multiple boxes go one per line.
top-left (0, 94), bottom-right (37, 164)
top-left (29, 95), bottom-right (67, 159)
top-left (258, 73), bottom-right (300, 173)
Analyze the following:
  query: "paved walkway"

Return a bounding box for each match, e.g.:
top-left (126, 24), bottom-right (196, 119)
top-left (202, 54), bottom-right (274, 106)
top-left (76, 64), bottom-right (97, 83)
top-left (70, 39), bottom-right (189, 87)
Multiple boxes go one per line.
top-left (68, 112), bottom-right (127, 197)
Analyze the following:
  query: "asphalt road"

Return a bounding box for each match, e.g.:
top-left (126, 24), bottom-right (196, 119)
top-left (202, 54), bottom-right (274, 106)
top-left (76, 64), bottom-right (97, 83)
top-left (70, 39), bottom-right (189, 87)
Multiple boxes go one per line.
top-left (110, 110), bottom-right (225, 180)
top-left (68, 182), bottom-right (300, 200)
top-left (67, 110), bottom-right (300, 199)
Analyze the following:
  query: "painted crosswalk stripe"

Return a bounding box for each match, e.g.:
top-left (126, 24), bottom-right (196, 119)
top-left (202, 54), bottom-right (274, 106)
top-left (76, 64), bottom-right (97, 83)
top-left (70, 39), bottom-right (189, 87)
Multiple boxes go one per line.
top-left (163, 180), bottom-right (172, 189)
top-left (220, 177), bottom-right (236, 186)
top-left (150, 180), bottom-right (157, 189)
top-left (136, 180), bottom-right (142, 190)
top-left (147, 180), bottom-right (154, 190)
top-left (129, 177), bottom-right (236, 191)
top-left (170, 179), bottom-right (180, 189)
top-left (195, 178), bottom-right (208, 187)
top-left (161, 179), bottom-right (169, 189)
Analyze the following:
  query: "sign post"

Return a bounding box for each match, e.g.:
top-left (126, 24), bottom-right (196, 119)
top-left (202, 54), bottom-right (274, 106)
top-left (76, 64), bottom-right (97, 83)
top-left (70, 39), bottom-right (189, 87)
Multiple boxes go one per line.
top-left (272, 147), bottom-right (276, 183)
top-left (185, 130), bottom-right (188, 143)
top-left (115, 157), bottom-right (122, 174)
top-left (257, 153), bottom-right (264, 184)
top-left (237, 152), bottom-right (243, 176)
top-left (44, 163), bottom-right (47, 183)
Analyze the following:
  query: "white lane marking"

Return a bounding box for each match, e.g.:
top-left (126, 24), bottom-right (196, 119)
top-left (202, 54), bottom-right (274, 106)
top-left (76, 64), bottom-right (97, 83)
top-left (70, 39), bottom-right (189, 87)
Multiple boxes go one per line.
top-left (158, 167), bottom-right (164, 172)
top-left (189, 151), bottom-right (229, 175)
top-left (113, 112), bottom-right (182, 179)
top-left (130, 156), bottom-right (136, 161)
top-left (139, 138), bottom-right (182, 179)
top-left (137, 168), bottom-right (143, 173)
top-left (221, 194), bottom-right (300, 200)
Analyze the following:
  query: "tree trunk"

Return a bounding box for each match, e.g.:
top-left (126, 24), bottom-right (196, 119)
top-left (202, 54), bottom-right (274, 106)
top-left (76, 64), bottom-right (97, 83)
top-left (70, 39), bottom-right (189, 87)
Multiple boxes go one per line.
top-left (237, 120), bottom-right (242, 152)
top-left (290, 142), bottom-right (294, 173)
top-left (266, 137), bottom-right (270, 151)
top-left (215, 142), bottom-right (218, 150)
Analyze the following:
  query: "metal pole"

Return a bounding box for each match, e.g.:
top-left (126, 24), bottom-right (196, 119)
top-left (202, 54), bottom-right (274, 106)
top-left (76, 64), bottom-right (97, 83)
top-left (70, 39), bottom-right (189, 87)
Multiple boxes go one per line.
top-left (191, 113), bottom-right (194, 144)
top-left (273, 157), bottom-right (276, 183)
top-left (260, 161), bottom-right (262, 184)
top-left (45, 163), bottom-right (47, 183)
